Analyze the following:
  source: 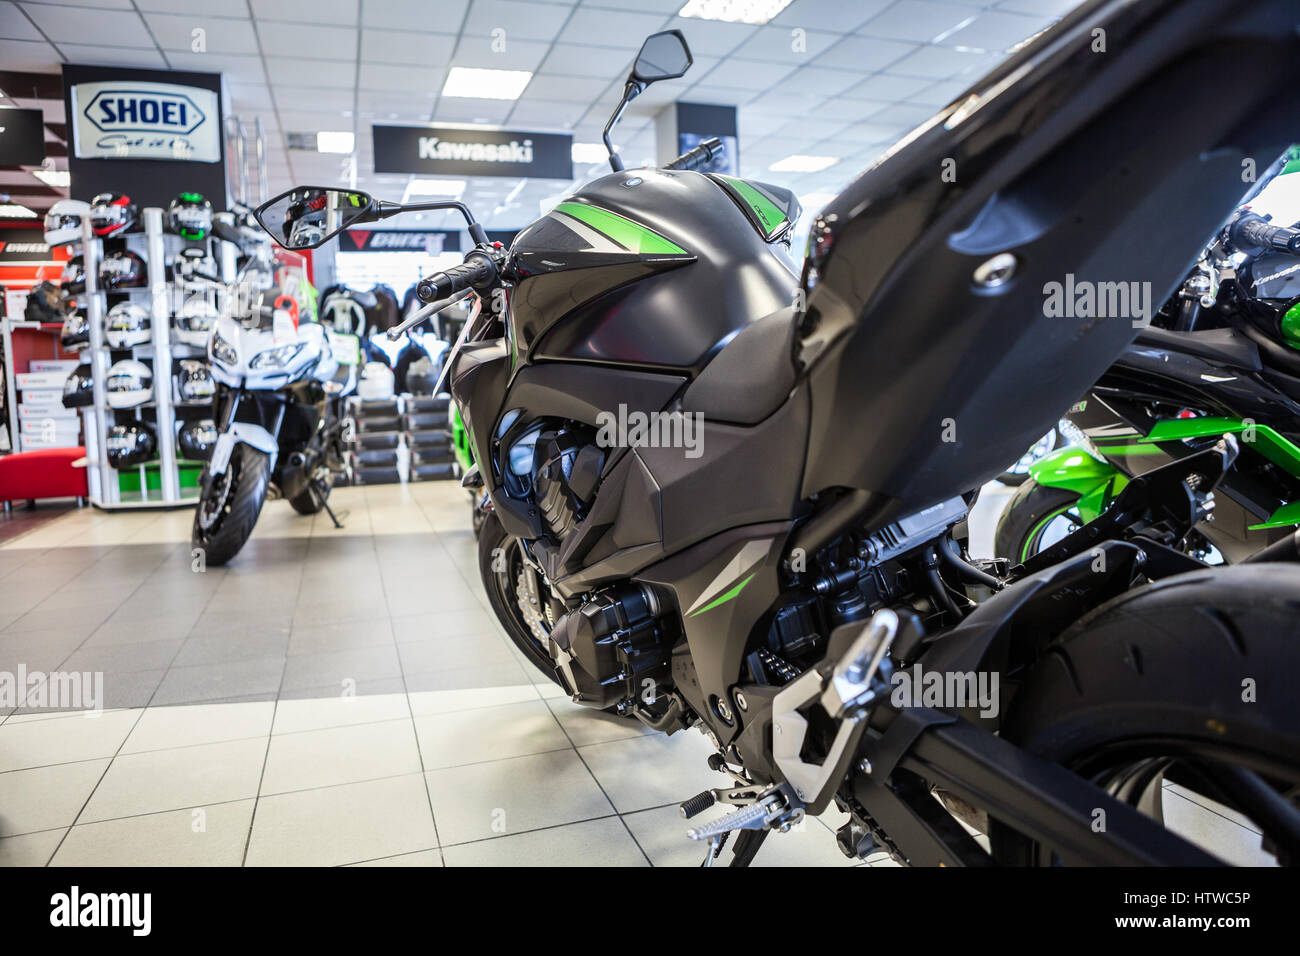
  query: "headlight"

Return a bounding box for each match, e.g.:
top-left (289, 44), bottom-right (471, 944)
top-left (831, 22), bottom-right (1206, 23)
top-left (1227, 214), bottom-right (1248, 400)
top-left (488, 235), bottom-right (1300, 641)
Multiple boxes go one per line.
top-left (250, 343), bottom-right (303, 369)
top-left (210, 331), bottom-right (237, 366)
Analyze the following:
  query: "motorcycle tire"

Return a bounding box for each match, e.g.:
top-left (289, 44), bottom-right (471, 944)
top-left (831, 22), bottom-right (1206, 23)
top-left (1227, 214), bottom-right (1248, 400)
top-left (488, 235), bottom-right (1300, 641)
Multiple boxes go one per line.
top-left (192, 444), bottom-right (271, 566)
top-left (990, 563), bottom-right (1300, 866)
top-left (478, 512), bottom-right (562, 685)
top-left (996, 427), bottom-right (1064, 487)
top-left (289, 470), bottom-right (332, 515)
top-left (993, 480), bottom-right (1082, 563)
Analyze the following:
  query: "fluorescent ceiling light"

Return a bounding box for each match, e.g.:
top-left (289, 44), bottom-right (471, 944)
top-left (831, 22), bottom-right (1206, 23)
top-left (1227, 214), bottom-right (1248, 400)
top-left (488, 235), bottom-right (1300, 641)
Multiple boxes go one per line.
top-left (677, 0), bottom-right (794, 25)
top-left (571, 143), bottom-right (610, 165)
top-left (442, 67), bottom-right (533, 101)
top-left (404, 178), bottom-right (467, 199)
top-left (0, 204), bottom-right (37, 218)
top-left (769, 154), bottom-right (840, 173)
top-left (316, 131), bottom-right (355, 154)
top-left (32, 169), bottom-right (70, 188)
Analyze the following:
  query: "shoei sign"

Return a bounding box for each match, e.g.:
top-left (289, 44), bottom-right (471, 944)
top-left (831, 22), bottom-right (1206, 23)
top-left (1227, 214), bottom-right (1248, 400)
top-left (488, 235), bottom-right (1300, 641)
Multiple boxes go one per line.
top-left (70, 80), bottom-right (220, 163)
top-left (373, 125), bottom-right (572, 179)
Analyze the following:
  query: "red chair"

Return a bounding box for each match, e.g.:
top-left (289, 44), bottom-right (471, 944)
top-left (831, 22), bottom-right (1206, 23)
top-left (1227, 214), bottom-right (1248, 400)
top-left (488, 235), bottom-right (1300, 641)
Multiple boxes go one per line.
top-left (0, 447), bottom-right (88, 512)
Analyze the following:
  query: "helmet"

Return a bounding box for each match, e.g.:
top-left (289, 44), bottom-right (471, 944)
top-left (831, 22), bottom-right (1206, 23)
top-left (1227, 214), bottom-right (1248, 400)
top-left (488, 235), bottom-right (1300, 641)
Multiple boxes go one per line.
top-left (168, 192), bottom-right (213, 241)
top-left (358, 361), bottom-right (395, 401)
top-left (44, 198), bottom-right (90, 247)
top-left (25, 281), bottom-right (68, 324)
top-left (106, 422), bottom-right (156, 469)
top-left (105, 302), bottom-right (152, 349)
top-left (173, 296), bottom-right (219, 348)
top-left (175, 359), bottom-right (215, 403)
top-left (61, 365), bottom-right (94, 408)
top-left (62, 255), bottom-right (86, 294)
top-left (105, 359), bottom-right (153, 408)
top-left (60, 312), bottom-right (90, 352)
top-left (177, 418), bottom-right (218, 460)
top-left (100, 251), bottom-right (148, 291)
top-left (89, 191), bottom-right (138, 238)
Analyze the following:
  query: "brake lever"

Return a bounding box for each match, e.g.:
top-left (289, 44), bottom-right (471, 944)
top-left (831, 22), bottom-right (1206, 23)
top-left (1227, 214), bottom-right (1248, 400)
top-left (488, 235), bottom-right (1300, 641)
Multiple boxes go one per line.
top-left (386, 287), bottom-right (473, 341)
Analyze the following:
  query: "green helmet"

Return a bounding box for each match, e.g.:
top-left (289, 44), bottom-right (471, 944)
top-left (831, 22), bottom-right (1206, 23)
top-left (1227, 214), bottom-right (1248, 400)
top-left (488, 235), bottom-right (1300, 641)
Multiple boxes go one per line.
top-left (168, 191), bottom-right (213, 242)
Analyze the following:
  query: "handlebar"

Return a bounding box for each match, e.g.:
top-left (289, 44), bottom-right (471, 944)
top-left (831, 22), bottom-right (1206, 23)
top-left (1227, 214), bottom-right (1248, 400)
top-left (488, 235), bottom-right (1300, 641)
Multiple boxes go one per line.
top-left (664, 137), bottom-right (724, 172)
top-left (1230, 213), bottom-right (1300, 257)
top-left (416, 251), bottom-right (498, 302)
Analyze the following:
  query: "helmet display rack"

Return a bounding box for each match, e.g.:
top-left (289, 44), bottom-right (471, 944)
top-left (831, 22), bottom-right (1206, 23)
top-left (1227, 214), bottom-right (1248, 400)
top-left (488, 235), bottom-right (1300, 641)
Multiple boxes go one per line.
top-left (80, 207), bottom-right (224, 510)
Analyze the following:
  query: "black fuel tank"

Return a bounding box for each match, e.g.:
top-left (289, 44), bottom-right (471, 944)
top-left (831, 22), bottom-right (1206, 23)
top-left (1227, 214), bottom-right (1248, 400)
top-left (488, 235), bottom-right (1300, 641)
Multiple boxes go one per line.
top-left (508, 169), bottom-right (798, 372)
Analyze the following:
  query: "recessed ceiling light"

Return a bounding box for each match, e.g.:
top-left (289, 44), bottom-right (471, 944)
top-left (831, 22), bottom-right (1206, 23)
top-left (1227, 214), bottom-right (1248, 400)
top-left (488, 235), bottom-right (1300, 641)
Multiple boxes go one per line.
top-left (442, 67), bottom-right (533, 101)
top-left (317, 131), bottom-right (355, 154)
top-left (32, 169), bottom-right (71, 188)
top-left (0, 204), bottom-right (37, 218)
top-left (769, 154), bottom-right (840, 173)
top-left (571, 143), bottom-right (610, 164)
top-left (677, 0), bottom-right (794, 25)
top-left (404, 178), bottom-right (468, 199)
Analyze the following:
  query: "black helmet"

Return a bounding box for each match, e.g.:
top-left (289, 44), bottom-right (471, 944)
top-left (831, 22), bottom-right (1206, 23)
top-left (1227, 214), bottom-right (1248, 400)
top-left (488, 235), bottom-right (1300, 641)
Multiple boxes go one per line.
top-left (89, 191), bottom-right (138, 238)
top-left (60, 311), bottom-right (90, 352)
top-left (25, 281), bottom-right (68, 324)
top-left (62, 254), bottom-right (86, 294)
top-left (174, 359), bottom-right (215, 403)
top-left (106, 421), bottom-right (156, 469)
top-left (168, 192), bottom-right (214, 242)
top-left (100, 250), bottom-right (148, 291)
top-left (61, 364), bottom-right (94, 408)
top-left (177, 418), bottom-right (218, 460)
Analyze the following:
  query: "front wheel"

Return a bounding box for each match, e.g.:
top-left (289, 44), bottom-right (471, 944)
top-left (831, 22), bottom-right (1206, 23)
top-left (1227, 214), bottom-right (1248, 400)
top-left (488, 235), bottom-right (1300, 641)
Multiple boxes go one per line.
top-left (991, 564), bottom-right (1300, 865)
top-left (993, 479), bottom-right (1083, 563)
top-left (477, 513), bottom-right (562, 684)
top-left (192, 444), bottom-right (271, 566)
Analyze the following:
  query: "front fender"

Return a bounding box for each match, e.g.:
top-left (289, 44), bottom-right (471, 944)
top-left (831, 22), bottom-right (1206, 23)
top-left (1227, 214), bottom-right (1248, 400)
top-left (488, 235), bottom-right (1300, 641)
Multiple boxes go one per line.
top-left (208, 422), bottom-right (279, 476)
top-left (1028, 445), bottom-right (1127, 523)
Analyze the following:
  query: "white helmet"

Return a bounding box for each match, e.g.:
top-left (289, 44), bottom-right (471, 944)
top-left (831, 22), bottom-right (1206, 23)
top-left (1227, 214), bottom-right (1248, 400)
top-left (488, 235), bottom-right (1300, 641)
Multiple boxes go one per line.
top-left (105, 302), bottom-right (152, 349)
top-left (105, 359), bottom-right (153, 408)
top-left (44, 198), bottom-right (90, 247)
top-left (173, 297), bottom-right (219, 348)
top-left (357, 361), bottom-right (395, 401)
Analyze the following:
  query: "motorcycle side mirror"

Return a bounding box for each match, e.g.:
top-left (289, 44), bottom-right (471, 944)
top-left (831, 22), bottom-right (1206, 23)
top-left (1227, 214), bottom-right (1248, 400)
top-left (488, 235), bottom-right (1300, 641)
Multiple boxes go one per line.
top-left (630, 30), bottom-right (692, 84)
top-left (602, 30), bottom-right (693, 173)
top-left (255, 187), bottom-right (376, 250)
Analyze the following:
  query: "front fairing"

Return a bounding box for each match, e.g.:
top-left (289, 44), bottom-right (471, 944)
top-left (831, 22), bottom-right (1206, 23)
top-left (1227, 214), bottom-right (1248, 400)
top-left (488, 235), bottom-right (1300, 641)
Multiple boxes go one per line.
top-left (209, 313), bottom-right (325, 389)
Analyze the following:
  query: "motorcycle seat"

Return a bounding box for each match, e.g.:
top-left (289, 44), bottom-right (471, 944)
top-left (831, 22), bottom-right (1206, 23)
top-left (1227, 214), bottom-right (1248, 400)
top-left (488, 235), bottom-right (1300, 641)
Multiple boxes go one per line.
top-left (1133, 326), bottom-right (1261, 371)
top-left (682, 306), bottom-right (798, 425)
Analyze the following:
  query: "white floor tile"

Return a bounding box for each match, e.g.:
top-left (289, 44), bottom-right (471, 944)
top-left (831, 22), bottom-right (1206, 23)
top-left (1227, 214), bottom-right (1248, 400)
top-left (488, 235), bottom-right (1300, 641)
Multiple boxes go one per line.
top-left (413, 698), bottom-right (570, 769)
top-left (50, 800), bottom-right (255, 867)
top-left (121, 701), bottom-right (274, 754)
top-left (260, 718), bottom-right (422, 795)
top-left (443, 816), bottom-right (648, 867)
top-left (0, 709), bottom-right (139, 772)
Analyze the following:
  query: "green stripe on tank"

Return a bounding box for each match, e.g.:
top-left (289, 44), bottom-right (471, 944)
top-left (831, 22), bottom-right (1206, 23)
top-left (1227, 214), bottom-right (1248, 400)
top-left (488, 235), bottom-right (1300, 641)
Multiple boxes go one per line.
top-left (553, 201), bottom-right (687, 255)
top-left (717, 175), bottom-right (787, 235)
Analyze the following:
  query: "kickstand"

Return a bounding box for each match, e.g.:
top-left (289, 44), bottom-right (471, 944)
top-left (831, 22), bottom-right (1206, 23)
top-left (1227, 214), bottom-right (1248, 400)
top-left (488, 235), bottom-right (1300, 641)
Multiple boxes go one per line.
top-left (316, 480), bottom-right (346, 529)
top-left (729, 828), bottom-right (769, 867)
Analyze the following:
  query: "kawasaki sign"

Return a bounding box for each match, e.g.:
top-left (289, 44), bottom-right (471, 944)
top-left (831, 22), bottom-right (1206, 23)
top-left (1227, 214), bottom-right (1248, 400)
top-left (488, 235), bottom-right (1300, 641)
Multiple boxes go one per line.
top-left (372, 124), bottom-right (571, 179)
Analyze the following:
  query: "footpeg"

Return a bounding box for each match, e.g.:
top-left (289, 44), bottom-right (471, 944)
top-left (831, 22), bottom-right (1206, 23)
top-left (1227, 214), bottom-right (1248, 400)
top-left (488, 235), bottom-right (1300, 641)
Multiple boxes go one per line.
top-left (679, 791), bottom-right (715, 819)
top-left (685, 790), bottom-right (799, 841)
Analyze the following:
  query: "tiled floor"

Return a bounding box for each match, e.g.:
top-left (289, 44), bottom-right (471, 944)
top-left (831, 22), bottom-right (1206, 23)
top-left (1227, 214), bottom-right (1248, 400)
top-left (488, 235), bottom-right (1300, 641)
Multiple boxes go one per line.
top-left (0, 482), bottom-right (1271, 866)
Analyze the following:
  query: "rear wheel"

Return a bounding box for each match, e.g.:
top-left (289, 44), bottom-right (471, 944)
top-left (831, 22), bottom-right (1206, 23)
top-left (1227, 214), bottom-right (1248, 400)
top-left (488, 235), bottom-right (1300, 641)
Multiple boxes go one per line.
top-left (991, 564), bottom-right (1300, 865)
top-left (192, 444), bottom-right (271, 566)
top-left (289, 469), bottom-right (331, 515)
top-left (993, 480), bottom-right (1083, 563)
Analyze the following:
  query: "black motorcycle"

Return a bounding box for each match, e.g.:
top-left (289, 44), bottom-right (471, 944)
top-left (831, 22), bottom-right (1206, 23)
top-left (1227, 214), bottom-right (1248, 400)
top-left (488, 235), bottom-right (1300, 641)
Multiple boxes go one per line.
top-left (259, 1), bottom-right (1300, 867)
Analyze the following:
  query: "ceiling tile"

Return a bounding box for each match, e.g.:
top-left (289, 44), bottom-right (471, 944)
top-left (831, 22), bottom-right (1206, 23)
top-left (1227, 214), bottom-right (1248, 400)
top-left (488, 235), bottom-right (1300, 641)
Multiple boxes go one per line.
top-left (23, 3), bottom-right (152, 45)
top-left (730, 25), bottom-right (840, 64)
top-left (842, 71), bottom-right (933, 101)
top-left (361, 29), bottom-right (456, 66)
top-left (144, 13), bottom-right (259, 55)
top-left (165, 51), bottom-right (264, 83)
top-left (907, 76), bottom-right (971, 106)
top-left (807, 97), bottom-right (887, 122)
top-left (450, 35), bottom-right (551, 71)
top-left (358, 62), bottom-right (445, 93)
top-left (522, 73), bottom-right (607, 103)
top-left (661, 16), bottom-right (758, 57)
top-left (557, 8), bottom-right (668, 49)
top-left (938, 10), bottom-right (1052, 52)
top-left (996, 0), bottom-right (1079, 14)
top-left (251, 0), bottom-right (359, 26)
top-left (273, 86), bottom-right (354, 113)
top-left (1, 2), bottom-right (42, 41)
top-left (817, 34), bottom-right (917, 72)
top-left (266, 56), bottom-right (356, 88)
top-left (885, 44), bottom-right (997, 79)
top-left (257, 21), bottom-right (357, 60)
top-left (0, 37), bottom-right (58, 70)
top-left (538, 42), bottom-right (631, 78)
top-left (779, 66), bottom-right (864, 97)
top-left (507, 97), bottom-right (587, 128)
top-left (57, 43), bottom-right (167, 68)
top-left (858, 1), bottom-right (977, 43)
top-left (770, 0), bottom-right (892, 32)
top-left (27, 0), bottom-right (132, 8)
top-left (462, 0), bottom-right (572, 40)
top-left (679, 85), bottom-right (757, 107)
top-left (434, 98), bottom-right (514, 125)
top-left (867, 102), bottom-right (937, 127)
top-left (695, 56), bottom-right (791, 90)
top-left (362, 0), bottom-right (469, 31)
top-left (137, 0), bottom-right (236, 13)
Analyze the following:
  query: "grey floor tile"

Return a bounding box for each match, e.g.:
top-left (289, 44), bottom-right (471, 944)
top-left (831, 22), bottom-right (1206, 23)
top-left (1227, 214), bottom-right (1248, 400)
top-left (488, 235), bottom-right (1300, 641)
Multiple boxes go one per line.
top-left (0, 630), bottom-right (91, 673)
top-left (260, 718), bottom-right (422, 795)
top-left (0, 760), bottom-right (109, 836)
top-left (80, 737), bottom-right (268, 823)
top-left (426, 749), bottom-right (614, 846)
top-left (50, 800), bottom-right (255, 867)
top-left (151, 656), bottom-right (285, 705)
top-left (578, 731), bottom-right (725, 814)
top-left (389, 608), bottom-right (501, 643)
top-left (545, 697), bottom-right (654, 747)
top-left (279, 645), bottom-right (402, 691)
top-left (246, 773), bottom-right (437, 867)
top-left (6, 603), bottom-right (114, 635)
top-left (403, 659), bottom-right (531, 693)
top-left (0, 827), bottom-right (67, 866)
top-left (346, 848), bottom-right (443, 867)
top-left (413, 698), bottom-right (570, 769)
top-left (84, 615), bottom-right (198, 646)
top-left (61, 638), bottom-right (183, 673)
top-left (442, 816), bottom-right (648, 867)
top-left (277, 677), bottom-right (407, 701)
top-left (287, 617), bottom-right (394, 655)
top-left (397, 633), bottom-right (516, 674)
top-left (172, 630), bottom-right (290, 668)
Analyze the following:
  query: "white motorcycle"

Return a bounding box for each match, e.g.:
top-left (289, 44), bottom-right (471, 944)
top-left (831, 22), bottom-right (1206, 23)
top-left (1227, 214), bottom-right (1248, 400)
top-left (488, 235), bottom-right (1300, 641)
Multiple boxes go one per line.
top-left (194, 288), bottom-right (357, 564)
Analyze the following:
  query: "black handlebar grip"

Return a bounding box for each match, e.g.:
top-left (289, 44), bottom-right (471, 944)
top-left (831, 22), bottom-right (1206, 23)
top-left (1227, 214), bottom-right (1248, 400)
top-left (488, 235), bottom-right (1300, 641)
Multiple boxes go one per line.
top-left (416, 254), bottom-right (496, 302)
top-left (1233, 214), bottom-right (1300, 256)
top-left (664, 137), bottom-right (724, 172)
